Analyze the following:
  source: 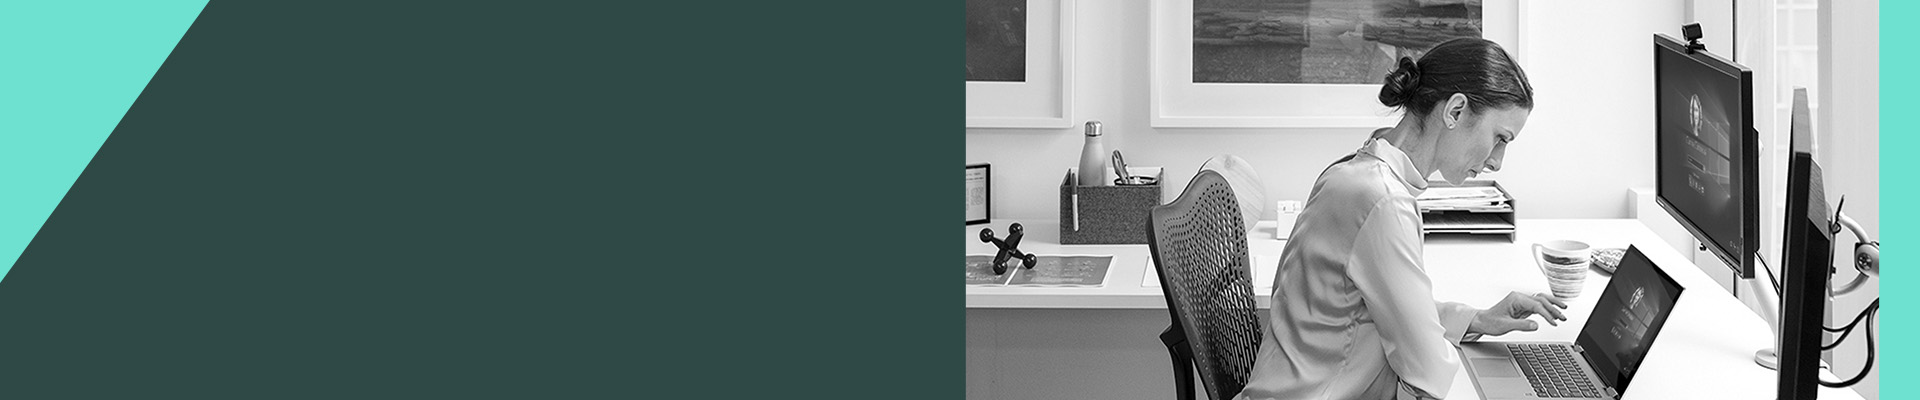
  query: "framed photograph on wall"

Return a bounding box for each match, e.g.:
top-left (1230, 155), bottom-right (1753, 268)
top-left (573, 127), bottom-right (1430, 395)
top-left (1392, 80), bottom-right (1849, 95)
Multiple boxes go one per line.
top-left (966, 0), bottom-right (1076, 129)
top-left (1150, 0), bottom-right (1524, 128)
top-left (966, 164), bottom-right (992, 225)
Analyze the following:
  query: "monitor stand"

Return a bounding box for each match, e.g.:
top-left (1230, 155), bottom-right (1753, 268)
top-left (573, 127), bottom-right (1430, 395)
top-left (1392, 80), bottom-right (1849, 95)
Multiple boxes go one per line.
top-left (1743, 256), bottom-right (1782, 370)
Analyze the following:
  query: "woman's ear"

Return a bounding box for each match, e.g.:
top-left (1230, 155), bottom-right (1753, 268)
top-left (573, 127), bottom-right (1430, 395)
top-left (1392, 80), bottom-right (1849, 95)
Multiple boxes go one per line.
top-left (1443, 93), bottom-right (1470, 129)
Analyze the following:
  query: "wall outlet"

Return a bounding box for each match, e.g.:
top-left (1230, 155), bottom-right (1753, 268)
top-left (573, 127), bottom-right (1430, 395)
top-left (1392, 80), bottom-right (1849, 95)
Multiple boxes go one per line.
top-left (1274, 200), bottom-right (1303, 240)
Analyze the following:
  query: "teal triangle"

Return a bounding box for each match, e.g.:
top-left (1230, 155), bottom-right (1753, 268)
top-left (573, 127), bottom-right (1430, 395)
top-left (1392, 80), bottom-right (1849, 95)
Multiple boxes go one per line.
top-left (0, 1), bottom-right (209, 281)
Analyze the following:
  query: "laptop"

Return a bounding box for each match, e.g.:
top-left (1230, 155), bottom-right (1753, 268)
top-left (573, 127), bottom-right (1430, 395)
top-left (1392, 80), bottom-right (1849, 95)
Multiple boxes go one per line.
top-left (1459, 245), bottom-right (1685, 399)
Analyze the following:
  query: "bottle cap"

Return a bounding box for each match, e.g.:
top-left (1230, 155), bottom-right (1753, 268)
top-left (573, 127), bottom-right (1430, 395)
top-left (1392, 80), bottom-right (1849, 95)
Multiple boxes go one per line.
top-left (1084, 121), bottom-right (1102, 137)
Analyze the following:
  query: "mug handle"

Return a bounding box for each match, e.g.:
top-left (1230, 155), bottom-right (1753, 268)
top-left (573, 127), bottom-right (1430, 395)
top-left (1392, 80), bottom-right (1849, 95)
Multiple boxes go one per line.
top-left (1532, 243), bottom-right (1547, 274)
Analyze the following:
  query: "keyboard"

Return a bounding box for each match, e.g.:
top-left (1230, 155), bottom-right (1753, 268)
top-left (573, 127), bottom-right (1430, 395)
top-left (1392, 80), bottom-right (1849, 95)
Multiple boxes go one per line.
top-left (1509, 344), bottom-right (1603, 398)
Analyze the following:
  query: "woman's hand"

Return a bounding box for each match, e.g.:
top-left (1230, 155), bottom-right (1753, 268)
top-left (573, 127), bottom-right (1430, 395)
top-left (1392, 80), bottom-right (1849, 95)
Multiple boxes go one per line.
top-left (1469, 292), bottom-right (1569, 336)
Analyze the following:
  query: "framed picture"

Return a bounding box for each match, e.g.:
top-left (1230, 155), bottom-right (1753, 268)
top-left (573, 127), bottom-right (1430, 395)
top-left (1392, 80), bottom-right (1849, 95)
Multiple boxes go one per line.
top-left (966, 0), bottom-right (1076, 129)
top-left (1150, 0), bottom-right (1524, 128)
top-left (966, 164), bottom-right (992, 225)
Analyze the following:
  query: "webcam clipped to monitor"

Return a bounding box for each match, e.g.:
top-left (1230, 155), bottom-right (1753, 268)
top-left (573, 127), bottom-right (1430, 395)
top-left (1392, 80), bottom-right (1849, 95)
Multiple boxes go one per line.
top-left (1651, 33), bottom-right (1759, 279)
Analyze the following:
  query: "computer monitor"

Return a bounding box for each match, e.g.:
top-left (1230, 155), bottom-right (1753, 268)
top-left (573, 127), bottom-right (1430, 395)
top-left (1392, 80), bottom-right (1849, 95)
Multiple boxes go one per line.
top-left (1776, 88), bottom-right (1831, 399)
top-left (1652, 33), bottom-right (1759, 278)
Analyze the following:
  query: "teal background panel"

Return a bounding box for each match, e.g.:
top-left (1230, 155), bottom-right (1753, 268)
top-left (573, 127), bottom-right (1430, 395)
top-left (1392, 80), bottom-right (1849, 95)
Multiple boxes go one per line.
top-left (0, 1), bottom-right (951, 397)
top-left (1881, 0), bottom-right (1911, 398)
top-left (0, 1), bottom-right (209, 280)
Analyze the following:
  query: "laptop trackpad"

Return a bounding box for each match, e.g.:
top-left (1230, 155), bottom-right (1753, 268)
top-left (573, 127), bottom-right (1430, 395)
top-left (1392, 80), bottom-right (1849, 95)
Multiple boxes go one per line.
top-left (1471, 358), bottom-right (1523, 378)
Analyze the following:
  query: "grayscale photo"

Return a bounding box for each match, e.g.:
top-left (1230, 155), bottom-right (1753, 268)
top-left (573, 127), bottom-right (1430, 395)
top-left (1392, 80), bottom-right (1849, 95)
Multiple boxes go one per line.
top-left (1193, 0), bottom-right (1481, 84)
top-left (966, 0), bottom-right (1027, 82)
top-left (967, 2), bottom-right (1881, 399)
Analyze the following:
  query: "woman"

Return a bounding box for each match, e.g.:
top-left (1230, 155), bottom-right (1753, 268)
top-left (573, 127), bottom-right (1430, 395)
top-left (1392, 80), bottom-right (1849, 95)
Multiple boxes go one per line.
top-left (1235, 38), bottom-right (1567, 400)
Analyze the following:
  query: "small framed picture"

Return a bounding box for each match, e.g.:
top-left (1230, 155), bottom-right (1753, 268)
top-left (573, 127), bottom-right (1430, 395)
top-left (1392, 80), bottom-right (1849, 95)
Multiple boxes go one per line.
top-left (966, 163), bottom-right (991, 225)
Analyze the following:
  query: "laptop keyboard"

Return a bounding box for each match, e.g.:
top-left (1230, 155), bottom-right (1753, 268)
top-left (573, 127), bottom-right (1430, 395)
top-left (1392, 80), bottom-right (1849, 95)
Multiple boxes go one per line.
top-left (1509, 344), bottom-right (1603, 398)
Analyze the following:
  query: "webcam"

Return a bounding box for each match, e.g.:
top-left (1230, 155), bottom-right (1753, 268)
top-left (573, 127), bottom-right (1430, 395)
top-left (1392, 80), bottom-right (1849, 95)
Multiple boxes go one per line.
top-left (1682, 22), bottom-right (1706, 53)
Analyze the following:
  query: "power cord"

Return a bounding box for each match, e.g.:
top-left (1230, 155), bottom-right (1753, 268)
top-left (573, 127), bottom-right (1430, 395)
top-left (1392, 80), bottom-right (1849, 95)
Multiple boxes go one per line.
top-left (1817, 299), bottom-right (1878, 388)
top-left (1821, 298), bottom-right (1876, 341)
top-left (1753, 254), bottom-right (1782, 296)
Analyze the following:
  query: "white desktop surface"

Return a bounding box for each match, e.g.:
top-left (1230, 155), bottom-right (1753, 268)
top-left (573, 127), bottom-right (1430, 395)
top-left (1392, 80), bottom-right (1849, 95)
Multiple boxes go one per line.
top-left (963, 219), bottom-right (1862, 400)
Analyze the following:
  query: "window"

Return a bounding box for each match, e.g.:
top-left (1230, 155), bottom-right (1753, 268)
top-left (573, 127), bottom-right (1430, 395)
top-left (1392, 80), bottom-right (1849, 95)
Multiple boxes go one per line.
top-left (1733, 0), bottom-right (1817, 273)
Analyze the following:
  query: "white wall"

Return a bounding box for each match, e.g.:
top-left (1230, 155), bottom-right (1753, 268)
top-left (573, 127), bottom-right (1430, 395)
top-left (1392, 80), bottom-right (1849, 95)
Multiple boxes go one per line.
top-left (1817, 0), bottom-right (1877, 397)
top-left (1688, 0), bottom-right (1735, 57)
top-left (967, 2), bottom-right (1684, 222)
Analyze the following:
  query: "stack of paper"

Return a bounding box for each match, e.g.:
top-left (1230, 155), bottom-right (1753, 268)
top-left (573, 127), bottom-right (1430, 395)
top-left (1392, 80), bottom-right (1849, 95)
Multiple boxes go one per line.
top-left (1417, 186), bottom-right (1511, 212)
top-left (1416, 182), bottom-right (1516, 237)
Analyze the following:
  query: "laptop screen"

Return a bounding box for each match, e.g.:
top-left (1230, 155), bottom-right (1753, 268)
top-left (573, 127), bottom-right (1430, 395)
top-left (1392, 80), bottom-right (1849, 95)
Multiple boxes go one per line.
top-left (1573, 246), bottom-right (1685, 393)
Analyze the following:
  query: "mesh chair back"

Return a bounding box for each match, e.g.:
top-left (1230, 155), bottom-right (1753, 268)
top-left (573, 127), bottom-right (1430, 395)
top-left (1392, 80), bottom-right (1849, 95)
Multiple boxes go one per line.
top-left (1147, 170), bottom-right (1262, 400)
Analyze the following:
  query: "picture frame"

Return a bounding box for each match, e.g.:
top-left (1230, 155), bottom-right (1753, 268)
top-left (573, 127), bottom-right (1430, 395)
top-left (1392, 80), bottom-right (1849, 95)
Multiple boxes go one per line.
top-left (1149, 0), bottom-right (1525, 128)
top-left (965, 0), bottom-right (1076, 129)
top-left (966, 164), bottom-right (992, 225)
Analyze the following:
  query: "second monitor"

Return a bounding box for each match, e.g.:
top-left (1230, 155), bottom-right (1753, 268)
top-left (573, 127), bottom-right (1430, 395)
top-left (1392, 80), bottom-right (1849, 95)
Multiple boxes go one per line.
top-left (1777, 88), bottom-right (1836, 399)
top-left (1652, 33), bottom-right (1759, 279)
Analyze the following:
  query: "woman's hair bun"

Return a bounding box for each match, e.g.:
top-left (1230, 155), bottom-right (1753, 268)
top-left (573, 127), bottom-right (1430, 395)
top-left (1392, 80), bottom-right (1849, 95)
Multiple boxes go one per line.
top-left (1373, 39), bottom-right (1532, 117)
top-left (1378, 57), bottom-right (1422, 108)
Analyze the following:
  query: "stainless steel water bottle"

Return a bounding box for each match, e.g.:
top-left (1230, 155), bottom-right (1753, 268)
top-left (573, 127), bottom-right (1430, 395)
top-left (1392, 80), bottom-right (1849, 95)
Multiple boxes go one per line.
top-left (1077, 121), bottom-right (1106, 186)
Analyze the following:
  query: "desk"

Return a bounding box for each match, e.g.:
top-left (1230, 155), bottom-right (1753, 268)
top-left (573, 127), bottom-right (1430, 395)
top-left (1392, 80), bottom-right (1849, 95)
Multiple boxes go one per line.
top-left (965, 219), bottom-right (1864, 400)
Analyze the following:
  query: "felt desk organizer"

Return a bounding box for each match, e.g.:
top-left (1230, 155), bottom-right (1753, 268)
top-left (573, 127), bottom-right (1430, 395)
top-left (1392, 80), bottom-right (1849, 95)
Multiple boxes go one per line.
top-left (1058, 169), bottom-right (1163, 244)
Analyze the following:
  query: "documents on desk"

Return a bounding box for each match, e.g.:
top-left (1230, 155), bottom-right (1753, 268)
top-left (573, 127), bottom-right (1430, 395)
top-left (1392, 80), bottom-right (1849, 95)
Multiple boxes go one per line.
top-left (965, 255), bottom-right (1114, 287)
top-left (1419, 181), bottom-right (1517, 238)
top-left (1142, 255), bottom-right (1275, 289)
top-left (1417, 186), bottom-right (1510, 211)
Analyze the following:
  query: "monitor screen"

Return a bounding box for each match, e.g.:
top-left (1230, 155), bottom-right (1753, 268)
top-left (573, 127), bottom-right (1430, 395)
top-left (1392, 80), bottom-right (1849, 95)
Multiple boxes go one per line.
top-left (1776, 88), bottom-right (1832, 399)
top-left (1652, 34), bottom-right (1757, 278)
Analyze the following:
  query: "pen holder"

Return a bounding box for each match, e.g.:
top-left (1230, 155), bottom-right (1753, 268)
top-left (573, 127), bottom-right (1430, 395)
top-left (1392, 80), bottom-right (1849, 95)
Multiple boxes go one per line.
top-left (1059, 170), bottom-right (1162, 244)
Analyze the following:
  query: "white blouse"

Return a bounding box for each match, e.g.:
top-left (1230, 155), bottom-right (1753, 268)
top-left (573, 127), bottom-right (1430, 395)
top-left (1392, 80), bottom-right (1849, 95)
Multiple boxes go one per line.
top-left (1235, 138), bottom-right (1479, 400)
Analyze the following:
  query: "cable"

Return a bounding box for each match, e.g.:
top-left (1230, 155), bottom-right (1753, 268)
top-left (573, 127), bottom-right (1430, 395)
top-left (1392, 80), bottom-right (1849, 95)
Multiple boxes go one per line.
top-left (1827, 305), bottom-right (1873, 350)
top-left (1754, 255), bottom-right (1782, 295)
top-left (1818, 306), bottom-right (1874, 387)
top-left (1818, 300), bottom-right (1877, 388)
top-left (1821, 299), bottom-right (1877, 349)
top-left (1809, 195), bottom-right (1874, 388)
top-left (1823, 298), bottom-right (1877, 333)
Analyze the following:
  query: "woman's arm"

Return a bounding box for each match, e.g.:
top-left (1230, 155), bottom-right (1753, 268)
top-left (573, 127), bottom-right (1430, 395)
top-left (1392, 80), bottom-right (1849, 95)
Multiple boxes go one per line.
top-left (1345, 195), bottom-right (1460, 398)
top-left (1437, 301), bottom-right (1482, 342)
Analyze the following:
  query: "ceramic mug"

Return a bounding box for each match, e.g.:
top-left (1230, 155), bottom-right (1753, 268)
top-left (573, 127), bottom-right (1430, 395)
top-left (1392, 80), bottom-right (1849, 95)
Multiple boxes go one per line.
top-left (1532, 240), bottom-right (1593, 299)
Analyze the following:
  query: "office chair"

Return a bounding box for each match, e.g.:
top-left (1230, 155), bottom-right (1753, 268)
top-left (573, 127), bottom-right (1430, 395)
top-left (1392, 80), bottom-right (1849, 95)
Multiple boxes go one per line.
top-left (1146, 170), bottom-right (1262, 400)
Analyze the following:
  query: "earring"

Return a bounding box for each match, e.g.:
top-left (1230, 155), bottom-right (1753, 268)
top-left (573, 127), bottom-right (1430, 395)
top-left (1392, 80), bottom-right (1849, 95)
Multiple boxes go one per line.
top-left (1446, 119), bottom-right (1456, 129)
